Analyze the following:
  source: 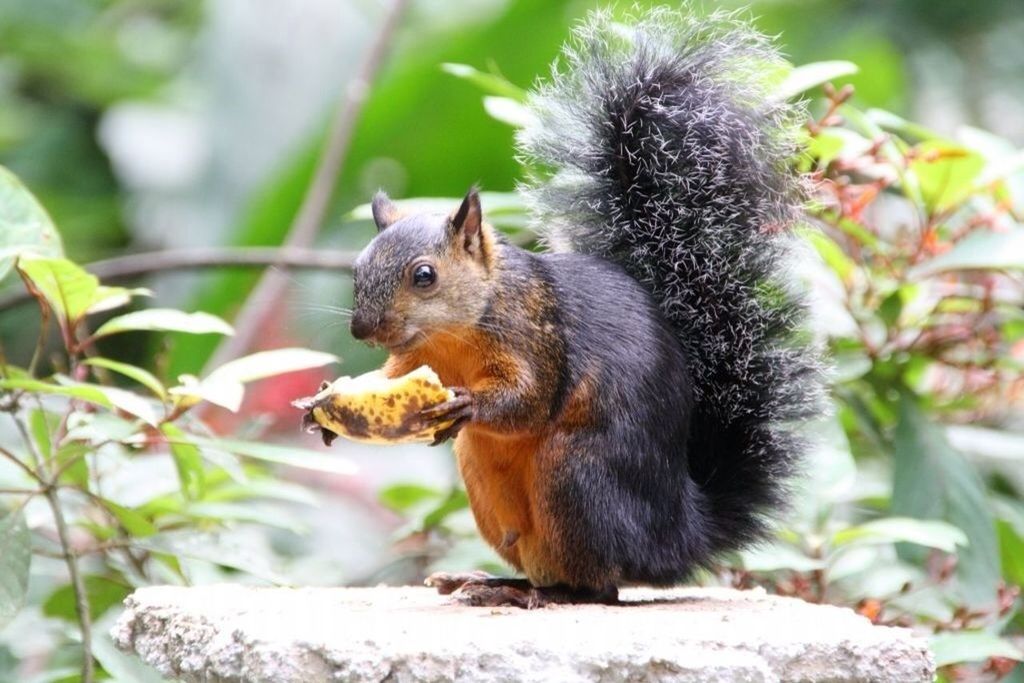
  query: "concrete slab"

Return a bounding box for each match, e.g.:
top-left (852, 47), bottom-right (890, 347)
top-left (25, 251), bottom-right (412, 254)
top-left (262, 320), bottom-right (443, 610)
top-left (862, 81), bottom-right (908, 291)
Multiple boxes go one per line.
top-left (112, 585), bottom-right (935, 682)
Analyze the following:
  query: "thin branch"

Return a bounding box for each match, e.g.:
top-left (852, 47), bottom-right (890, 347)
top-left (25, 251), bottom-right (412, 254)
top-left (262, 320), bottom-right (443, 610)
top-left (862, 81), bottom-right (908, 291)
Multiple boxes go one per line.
top-left (0, 247), bottom-right (358, 312)
top-left (10, 412), bottom-right (94, 681)
top-left (28, 297), bottom-right (50, 376)
top-left (203, 0), bottom-right (410, 372)
top-left (34, 538), bottom-right (138, 559)
top-left (89, 246), bottom-right (358, 280)
top-left (0, 442), bottom-right (40, 482)
top-left (43, 486), bottom-right (95, 682)
top-left (0, 487), bottom-right (42, 496)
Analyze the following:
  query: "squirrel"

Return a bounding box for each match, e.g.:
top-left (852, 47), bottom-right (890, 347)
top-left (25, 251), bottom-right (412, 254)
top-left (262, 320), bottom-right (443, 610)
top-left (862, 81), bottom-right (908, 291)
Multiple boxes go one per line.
top-left (346, 7), bottom-right (822, 607)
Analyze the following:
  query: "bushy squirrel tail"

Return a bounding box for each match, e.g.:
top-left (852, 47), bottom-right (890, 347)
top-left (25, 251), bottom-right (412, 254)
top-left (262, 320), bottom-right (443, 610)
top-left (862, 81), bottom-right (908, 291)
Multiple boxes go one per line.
top-left (518, 8), bottom-right (823, 555)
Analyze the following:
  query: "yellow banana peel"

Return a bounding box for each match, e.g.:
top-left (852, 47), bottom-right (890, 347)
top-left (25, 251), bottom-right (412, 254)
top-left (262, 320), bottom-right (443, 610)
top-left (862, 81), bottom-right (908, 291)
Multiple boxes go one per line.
top-left (293, 365), bottom-right (454, 445)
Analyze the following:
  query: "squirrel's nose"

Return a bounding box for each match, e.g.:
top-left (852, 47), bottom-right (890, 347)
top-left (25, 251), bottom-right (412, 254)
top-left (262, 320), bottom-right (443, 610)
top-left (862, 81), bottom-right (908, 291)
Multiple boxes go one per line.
top-left (350, 313), bottom-right (376, 341)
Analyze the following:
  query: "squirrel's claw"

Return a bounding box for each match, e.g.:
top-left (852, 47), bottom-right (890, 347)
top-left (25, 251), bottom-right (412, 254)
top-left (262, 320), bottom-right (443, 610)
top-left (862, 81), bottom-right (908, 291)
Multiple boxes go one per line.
top-left (420, 387), bottom-right (473, 445)
top-left (429, 415), bottom-right (470, 446)
top-left (419, 388), bottom-right (473, 423)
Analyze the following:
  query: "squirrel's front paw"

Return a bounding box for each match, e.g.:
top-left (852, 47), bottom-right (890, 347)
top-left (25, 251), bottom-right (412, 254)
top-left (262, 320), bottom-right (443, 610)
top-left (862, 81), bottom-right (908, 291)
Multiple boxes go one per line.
top-left (419, 387), bottom-right (473, 445)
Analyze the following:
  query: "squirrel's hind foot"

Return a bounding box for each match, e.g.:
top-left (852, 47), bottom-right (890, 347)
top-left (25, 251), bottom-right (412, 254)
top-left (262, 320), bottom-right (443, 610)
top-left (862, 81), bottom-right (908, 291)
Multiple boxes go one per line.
top-left (423, 570), bottom-right (510, 595)
top-left (425, 571), bottom-right (618, 609)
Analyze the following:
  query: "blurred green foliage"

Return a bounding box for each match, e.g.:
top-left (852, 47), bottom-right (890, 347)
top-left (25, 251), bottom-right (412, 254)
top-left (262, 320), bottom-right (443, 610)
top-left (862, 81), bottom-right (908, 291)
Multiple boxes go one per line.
top-left (3, 0), bottom-right (1024, 681)
top-left (0, 0), bottom-right (202, 260)
top-left (0, 174), bottom-right (347, 681)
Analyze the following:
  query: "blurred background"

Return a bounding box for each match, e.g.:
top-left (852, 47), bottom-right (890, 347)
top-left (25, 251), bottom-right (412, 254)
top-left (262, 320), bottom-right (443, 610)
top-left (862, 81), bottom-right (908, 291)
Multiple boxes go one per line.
top-left (2, 0), bottom-right (1024, 680)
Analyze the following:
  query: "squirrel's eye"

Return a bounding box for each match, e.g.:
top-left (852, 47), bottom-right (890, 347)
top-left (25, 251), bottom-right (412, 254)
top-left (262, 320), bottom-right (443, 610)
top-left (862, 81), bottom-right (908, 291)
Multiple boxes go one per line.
top-left (412, 263), bottom-right (437, 289)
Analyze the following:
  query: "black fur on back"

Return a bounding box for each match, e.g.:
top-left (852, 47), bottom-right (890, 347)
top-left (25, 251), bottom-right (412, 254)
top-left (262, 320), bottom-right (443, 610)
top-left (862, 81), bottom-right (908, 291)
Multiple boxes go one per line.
top-left (518, 7), bottom-right (823, 556)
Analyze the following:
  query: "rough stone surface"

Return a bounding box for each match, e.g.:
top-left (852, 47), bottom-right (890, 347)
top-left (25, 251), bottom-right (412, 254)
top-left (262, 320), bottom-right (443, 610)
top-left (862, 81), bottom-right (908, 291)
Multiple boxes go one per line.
top-left (112, 585), bottom-right (935, 683)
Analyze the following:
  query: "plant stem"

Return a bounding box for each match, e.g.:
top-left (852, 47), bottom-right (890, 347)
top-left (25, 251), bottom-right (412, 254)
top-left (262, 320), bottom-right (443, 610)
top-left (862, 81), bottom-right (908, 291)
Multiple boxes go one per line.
top-left (11, 414), bottom-right (94, 682)
top-left (87, 246), bottom-right (358, 281)
top-left (0, 487), bottom-right (42, 495)
top-left (27, 295), bottom-right (50, 376)
top-left (203, 0), bottom-right (410, 372)
top-left (43, 484), bottom-right (94, 682)
top-left (0, 247), bottom-right (358, 312)
top-left (0, 442), bottom-right (41, 481)
top-left (35, 536), bottom-right (139, 559)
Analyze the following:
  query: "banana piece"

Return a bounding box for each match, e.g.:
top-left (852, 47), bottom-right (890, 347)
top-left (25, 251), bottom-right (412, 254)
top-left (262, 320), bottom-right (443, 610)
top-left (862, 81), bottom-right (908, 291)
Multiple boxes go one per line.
top-left (292, 365), bottom-right (455, 445)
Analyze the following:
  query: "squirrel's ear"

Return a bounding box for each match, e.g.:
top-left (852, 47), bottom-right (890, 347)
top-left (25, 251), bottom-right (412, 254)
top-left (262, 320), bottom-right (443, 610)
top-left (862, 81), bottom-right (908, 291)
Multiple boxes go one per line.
top-left (450, 187), bottom-right (486, 260)
top-left (371, 191), bottom-right (402, 231)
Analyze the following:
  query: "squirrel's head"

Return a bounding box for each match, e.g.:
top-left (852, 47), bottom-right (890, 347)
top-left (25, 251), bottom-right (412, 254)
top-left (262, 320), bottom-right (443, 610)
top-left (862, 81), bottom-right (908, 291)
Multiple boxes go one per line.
top-left (350, 188), bottom-right (497, 353)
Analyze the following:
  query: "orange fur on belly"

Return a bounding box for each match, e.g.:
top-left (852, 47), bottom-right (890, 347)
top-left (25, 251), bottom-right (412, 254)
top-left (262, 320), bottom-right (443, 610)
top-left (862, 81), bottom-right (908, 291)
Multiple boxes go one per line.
top-left (385, 331), bottom-right (568, 586)
top-left (456, 429), bottom-right (565, 586)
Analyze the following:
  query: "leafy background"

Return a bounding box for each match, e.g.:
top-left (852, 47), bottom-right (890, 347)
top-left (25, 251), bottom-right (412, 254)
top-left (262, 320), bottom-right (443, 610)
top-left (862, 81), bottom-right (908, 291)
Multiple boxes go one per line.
top-left (2, 0), bottom-right (1024, 681)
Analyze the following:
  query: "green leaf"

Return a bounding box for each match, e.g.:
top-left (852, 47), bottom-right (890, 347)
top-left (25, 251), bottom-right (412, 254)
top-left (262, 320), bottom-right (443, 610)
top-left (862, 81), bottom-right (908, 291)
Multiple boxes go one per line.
top-left (867, 109), bottom-right (946, 143)
top-left (0, 365), bottom-right (31, 381)
top-left (930, 631), bottom-right (1023, 667)
top-left (911, 229), bottom-right (1024, 277)
top-left (135, 492), bottom-right (184, 520)
top-left (190, 442), bottom-right (247, 484)
top-left (16, 255), bottom-right (98, 324)
top-left (0, 377), bottom-right (112, 408)
top-left (89, 285), bottom-right (151, 314)
top-left (424, 488), bottom-right (469, 529)
top-left (160, 424), bottom-right (205, 500)
top-left (909, 141), bottom-right (985, 214)
top-left (98, 499), bottom-right (157, 538)
top-left (65, 412), bottom-right (140, 447)
top-left (840, 104), bottom-right (922, 204)
top-left (91, 384), bottom-right (160, 426)
top-left (82, 357), bottom-right (166, 399)
top-left (170, 348), bottom-right (338, 412)
top-left (798, 416), bottom-right (857, 507)
top-left (94, 309), bottom-right (234, 339)
top-left (42, 575), bottom-right (131, 623)
top-left (134, 531), bottom-right (287, 584)
top-left (775, 60), bottom-right (858, 100)
top-left (168, 373), bottom-right (244, 412)
top-left (28, 409), bottom-right (54, 460)
top-left (0, 506), bottom-right (31, 629)
top-left (185, 436), bottom-right (357, 476)
top-left (948, 425), bottom-right (1024, 461)
top-left (205, 348), bottom-right (337, 384)
top-left (15, 255), bottom-right (138, 327)
top-left (800, 228), bottom-right (858, 282)
top-left (892, 393), bottom-right (1000, 606)
top-left (42, 376), bottom-right (160, 426)
top-left (741, 543), bottom-right (826, 572)
top-left (831, 352), bottom-right (872, 384)
top-left (805, 130), bottom-right (843, 167)
top-left (379, 483), bottom-right (443, 512)
top-left (998, 519), bottom-right (1024, 587)
top-left (0, 164), bottom-right (63, 283)
top-left (831, 517), bottom-right (968, 553)
top-left (807, 129), bottom-right (870, 167)
top-left (441, 63), bottom-right (527, 101)
top-left (482, 96), bottom-right (536, 128)
top-left (183, 502), bottom-right (307, 533)
top-left (877, 290), bottom-right (903, 328)
top-left (833, 216), bottom-right (881, 249)
top-left (54, 442), bottom-right (90, 486)
top-left (206, 479), bottom-right (319, 507)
